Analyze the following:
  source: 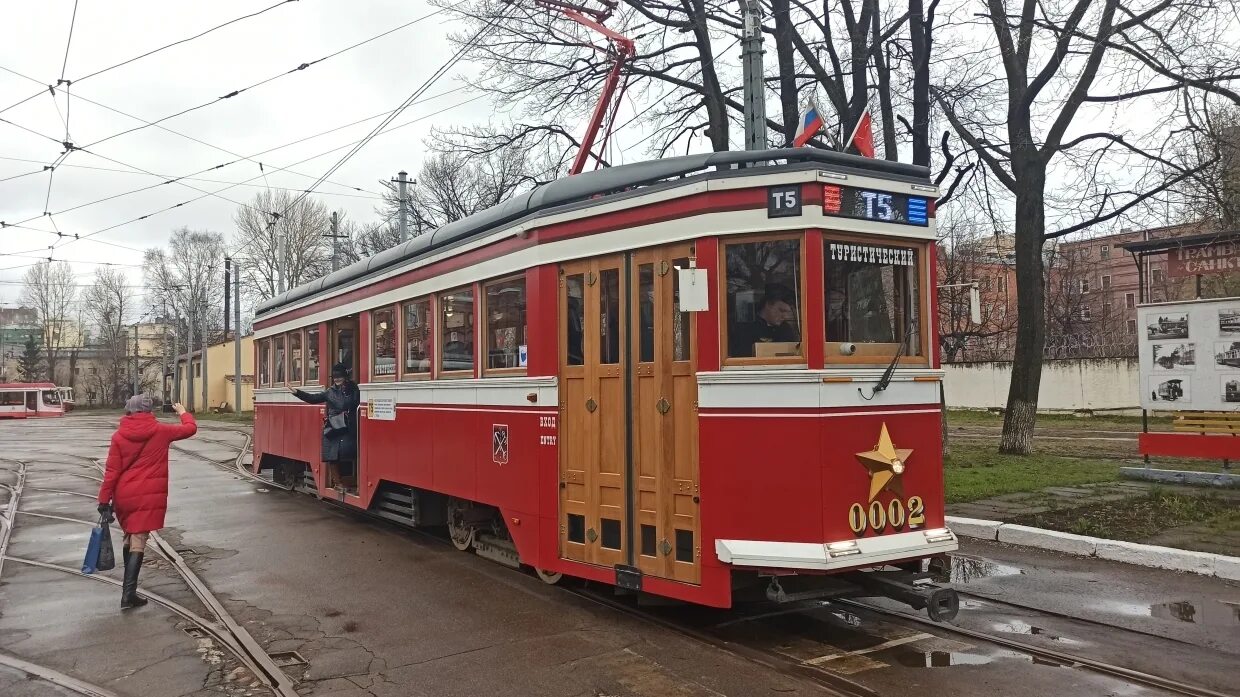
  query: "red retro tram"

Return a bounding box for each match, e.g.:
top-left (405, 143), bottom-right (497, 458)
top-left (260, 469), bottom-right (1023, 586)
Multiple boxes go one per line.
top-left (0, 383), bottom-right (66, 419)
top-left (251, 149), bottom-right (958, 616)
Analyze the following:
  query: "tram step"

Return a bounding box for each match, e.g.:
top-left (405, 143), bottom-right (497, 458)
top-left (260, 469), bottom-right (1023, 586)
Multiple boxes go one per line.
top-left (474, 534), bottom-right (521, 569)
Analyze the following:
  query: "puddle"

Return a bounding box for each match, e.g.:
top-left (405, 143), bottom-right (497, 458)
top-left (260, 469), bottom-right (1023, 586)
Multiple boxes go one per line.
top-left (929, 554), bottom-right (1025, 584)
top-left (887, 646), bottom-right (1066, 668)
top-left (992, 620), bottom-right (1083, 645)
top-left (1149, 599), bottom-right (1240, 627)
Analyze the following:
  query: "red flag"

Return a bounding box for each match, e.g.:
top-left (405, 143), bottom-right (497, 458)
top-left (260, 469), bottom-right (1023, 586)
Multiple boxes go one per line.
top-left (844, 108), bottom-right (875, 158)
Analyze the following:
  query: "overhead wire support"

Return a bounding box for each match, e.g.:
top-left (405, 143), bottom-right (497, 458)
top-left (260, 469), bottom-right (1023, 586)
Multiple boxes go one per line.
top-left (0, 1), bottom-right (298, 118)
top-left (80, 6), bottom-right (449, 150)
top-left (59, 0), bottom-right (79, 82)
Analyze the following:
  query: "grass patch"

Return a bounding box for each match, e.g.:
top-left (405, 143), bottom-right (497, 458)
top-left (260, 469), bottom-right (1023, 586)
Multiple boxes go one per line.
top-left (1014, 488), bottom-right (1239, 542)
top-left (945, 409), bottom-right (1171, 431)
top-left (944, 442), bottom-right (1120, 503)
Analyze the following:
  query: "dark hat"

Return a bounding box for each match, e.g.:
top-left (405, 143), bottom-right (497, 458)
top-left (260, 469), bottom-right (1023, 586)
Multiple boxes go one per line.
top-left (331, 363), bottom-right (349, 378)
top-left (761, 283), bottom-right (796, 307)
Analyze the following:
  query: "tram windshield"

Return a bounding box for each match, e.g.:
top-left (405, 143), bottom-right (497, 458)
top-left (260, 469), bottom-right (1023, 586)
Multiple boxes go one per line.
top-left (825, 240), bottom-right (922, 360)
top-left (41, 390), bottom-right (61, 405)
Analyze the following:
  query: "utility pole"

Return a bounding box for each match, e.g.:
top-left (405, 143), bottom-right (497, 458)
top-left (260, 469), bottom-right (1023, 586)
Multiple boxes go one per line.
top-left (323, 211), bottom-right (347, 272)
top-left (234, 261), bottom-right (242, 415)
top-left (186, 310), bottom-right (195, 412)
top-left (395, 171), bottom-right (410, 244)
top-left (201, 310), bottom-right (209, 412)
top-left (132, 320), bottom-right (140, 397)
top-left (224, 257), bottom-right (231, 342)
top-left (739, 0), bottom-right (768, 153)
top-left (271, 212), bottom-right (285, 294)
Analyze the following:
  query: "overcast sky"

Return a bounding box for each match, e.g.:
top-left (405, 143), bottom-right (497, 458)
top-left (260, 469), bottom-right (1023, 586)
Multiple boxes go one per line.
top-left (0, 0), bottom-right (508, 306)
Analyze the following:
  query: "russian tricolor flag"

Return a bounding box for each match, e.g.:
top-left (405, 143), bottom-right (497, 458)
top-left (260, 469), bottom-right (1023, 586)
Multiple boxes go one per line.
top-left (793, 102), bottom-right (824, 148)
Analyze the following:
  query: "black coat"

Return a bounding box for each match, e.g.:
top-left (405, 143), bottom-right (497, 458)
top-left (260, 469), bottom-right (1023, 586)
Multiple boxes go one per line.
top-left (292, 382), bottom-right (360, 463)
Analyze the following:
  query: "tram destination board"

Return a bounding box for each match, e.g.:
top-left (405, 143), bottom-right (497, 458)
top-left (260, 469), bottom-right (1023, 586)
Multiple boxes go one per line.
top-left (822, 183), bottom-right (929, 226)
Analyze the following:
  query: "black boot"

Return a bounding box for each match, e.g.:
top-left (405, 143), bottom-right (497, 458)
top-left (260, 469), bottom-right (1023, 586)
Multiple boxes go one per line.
top-left (122, 542), bottom-right (130, 567)
top-left (120, 551), bottom-right (148, 610)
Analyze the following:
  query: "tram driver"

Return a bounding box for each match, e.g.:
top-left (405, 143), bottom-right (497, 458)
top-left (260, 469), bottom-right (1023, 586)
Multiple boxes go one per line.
top-left (730, 283), bottom-right (801, 357)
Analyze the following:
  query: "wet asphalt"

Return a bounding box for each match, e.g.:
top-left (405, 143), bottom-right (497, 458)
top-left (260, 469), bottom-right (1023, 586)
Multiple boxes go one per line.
top-left (0, 414), bottom-right (1236, 697)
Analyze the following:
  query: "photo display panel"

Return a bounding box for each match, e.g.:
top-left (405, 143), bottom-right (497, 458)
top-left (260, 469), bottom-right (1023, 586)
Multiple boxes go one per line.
top-left (1138, 297), bottom-right (1240, 411)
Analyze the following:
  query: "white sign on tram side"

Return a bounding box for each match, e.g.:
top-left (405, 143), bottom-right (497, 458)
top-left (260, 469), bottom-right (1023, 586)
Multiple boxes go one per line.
top-left (368, 397), bottom-right (396, 421)
top-left (677, 264), bottom-right (710, 312)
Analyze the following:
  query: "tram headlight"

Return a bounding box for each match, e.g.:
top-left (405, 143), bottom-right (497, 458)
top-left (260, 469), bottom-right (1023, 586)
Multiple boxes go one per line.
top-left (923, 528), bottom-right (954, 544)
top-left (827, 541), bottom-right (861, 557)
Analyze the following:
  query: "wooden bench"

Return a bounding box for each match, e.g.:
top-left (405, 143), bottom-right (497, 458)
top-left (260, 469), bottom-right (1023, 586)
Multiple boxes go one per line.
top-left (1140, 411), bottom-right (1240, 461)
top-left (1173, 411), bottom-right (1240, 434)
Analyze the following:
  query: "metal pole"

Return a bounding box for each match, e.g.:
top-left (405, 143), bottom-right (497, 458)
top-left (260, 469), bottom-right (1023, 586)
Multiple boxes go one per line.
top-left (132, 321), bottom-right (139, 396)
top-left (224, 257), bottom-right (231, 340)
top-left (201, 311), bottom-right (209, 412)
top-left (739, 0), bottom-right (768, 153)
top-left (234, 261), bottom-right (242, 414)
top-left (331, 212), bottom-right (339, 272)
top-left (273, 212), bottom-right (285, 294)
top-left (172, 317), bottom-right (181, 407)
top-left (397, 171), bottom-right (409, 244)
top-left (186, 311), bottom-right (195, 412)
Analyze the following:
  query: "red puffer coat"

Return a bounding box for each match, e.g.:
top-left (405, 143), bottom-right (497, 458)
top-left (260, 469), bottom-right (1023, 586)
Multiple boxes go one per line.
top-left (97, 412), bottom-right (197, 534)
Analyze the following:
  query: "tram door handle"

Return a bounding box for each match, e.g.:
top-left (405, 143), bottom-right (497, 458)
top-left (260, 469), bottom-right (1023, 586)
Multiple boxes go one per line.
top-left (585, 397), bottom-right (598, 413)
top-left (656, 397), bottom-right (671, 415)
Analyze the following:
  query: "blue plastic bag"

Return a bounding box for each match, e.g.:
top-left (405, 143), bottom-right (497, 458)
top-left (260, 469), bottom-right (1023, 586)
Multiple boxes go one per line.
top-left (81, 525), bottom-right (103, 574)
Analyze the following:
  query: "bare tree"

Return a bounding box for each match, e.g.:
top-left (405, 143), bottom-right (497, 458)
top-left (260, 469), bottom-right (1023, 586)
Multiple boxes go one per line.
top-left (378, 149), bottom-right (538, 233)
top-left (1175, 102), bottom-right (1240, 229)
top-left (937, 225), bottom-right (1019, 361)
top-left (233, 190), bottom-right (332, 302)
top-left (21, 261), bottom-right (77, 383)
top-left (144, 228), bottom-right (227, 411)
top-left (935, 0), bottom-right (1240, 453)
top-left (82, 267), bottom-right (135, 406)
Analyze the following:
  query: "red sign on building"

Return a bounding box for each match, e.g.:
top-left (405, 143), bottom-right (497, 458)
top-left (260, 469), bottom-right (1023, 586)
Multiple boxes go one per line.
top-left (1169, 241), bottom-right (1240, 277)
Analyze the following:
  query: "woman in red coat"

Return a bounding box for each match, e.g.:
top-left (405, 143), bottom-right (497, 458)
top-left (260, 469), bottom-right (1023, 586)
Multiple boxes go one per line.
top-left (97, 395), bottom-right (197, 609)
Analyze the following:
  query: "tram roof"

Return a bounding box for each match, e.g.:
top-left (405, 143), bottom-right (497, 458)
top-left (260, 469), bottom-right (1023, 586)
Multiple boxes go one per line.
top-left (255, 149), bottom-right (931, 319)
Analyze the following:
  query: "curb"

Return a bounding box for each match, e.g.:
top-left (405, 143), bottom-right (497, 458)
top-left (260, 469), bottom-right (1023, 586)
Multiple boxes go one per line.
top-left (945, 515), bottom-right (1240, 581)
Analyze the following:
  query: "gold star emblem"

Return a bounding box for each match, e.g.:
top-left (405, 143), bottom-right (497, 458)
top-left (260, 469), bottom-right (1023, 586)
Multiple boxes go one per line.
top-left (855, 423), bottom-right (912, 502)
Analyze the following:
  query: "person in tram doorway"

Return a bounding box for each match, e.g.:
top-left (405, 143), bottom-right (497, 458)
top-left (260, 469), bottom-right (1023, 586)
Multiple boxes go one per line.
top-left (288, 362), bottom-right (359, 490)
top-left (730, 283), bottom-right (801, 357)
top-left (96, 395), bottom-right (197, 610)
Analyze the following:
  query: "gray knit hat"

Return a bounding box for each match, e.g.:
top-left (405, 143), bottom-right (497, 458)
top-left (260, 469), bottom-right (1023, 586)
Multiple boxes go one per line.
top-left (124, 394), bottom-right (153, 414)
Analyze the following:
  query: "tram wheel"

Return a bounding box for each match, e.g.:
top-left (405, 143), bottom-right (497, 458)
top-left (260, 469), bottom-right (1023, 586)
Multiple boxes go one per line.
top-left (535, 568), bottom-right (563, 585)
top-left (446, 498), bottom-right (475, 551)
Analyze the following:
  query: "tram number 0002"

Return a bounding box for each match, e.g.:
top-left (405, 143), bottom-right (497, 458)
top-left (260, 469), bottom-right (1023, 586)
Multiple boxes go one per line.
top-left (847, 497), bottom-right (925, 534)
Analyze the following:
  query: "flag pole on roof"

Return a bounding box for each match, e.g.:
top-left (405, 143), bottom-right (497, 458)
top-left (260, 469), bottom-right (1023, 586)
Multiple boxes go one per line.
top-left (842, 104), bottom-right (876, 158)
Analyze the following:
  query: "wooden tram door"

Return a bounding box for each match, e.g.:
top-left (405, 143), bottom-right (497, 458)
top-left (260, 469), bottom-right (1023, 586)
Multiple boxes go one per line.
top-left (558, 246), bottom-right (700, 584)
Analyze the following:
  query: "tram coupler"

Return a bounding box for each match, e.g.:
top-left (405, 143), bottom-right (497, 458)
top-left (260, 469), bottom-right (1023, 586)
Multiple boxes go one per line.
top-left (847, 569), bottom-right (959, 622)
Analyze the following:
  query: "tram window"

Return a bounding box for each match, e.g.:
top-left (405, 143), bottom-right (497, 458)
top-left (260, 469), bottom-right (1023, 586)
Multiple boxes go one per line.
top-left (290, 331), bottom-right (303, 383)
top-left (403, 298), bottom-right (432, 376)
top-left (566, 513), bottom-right (585, 544)
top-left (258, 340), bottom-right (271, 386)
top-left (484, 276), bottom-right (527, 372)
top-left (305, 327), bottom-right (321, 384)
top-left (565, 274), bottom-right (585, 366)
top-left (640, 524), bottom-right (657, 557)
top-left (273, 335), bottom-right (287, 384)
top-left (599, 268), bottom-right (621, 364)
top-left (372, 307), bottom-right (397, 380)
top-left (42, 390), bottom-right (60, 405)
top-left (440, 288), bottom-right (475, 374)
top-left (672, 256), bottom-right (691, 361)
top-left (638, 264), bottom-right (655, 363)
top-left (0, 391), bottom-right (22, 406)
top-left (675, 529), bottom-right (694, 563)
top-left (724, 237), bottom-right (803, 359)
top-left (824, 240), bottom-right (923, 361)
top-left (600, 518), bottom-right (622, 550)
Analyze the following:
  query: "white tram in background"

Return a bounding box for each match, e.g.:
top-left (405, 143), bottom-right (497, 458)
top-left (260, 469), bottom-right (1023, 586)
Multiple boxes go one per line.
top-left (0, 383), bottom-right (66, 419)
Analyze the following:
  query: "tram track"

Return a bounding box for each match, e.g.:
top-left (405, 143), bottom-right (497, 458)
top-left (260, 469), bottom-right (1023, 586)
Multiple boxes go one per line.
top-left (210, 430), bottom-right (1234, 697)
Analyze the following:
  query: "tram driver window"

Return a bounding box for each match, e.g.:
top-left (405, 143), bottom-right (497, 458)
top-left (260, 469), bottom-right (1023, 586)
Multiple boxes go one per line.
top-left (824, 240), bottom-right (923, 360)
top-left (440, 288), bottom-right (475, 374)
top-left (724, 237), bottom-right (803, 359)
top-left (485, 277), bottom-right (527, 372)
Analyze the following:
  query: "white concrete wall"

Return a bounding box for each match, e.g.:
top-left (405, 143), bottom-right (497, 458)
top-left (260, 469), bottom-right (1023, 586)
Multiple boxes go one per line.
top-left (943, 358), bottom-right (1141, 412)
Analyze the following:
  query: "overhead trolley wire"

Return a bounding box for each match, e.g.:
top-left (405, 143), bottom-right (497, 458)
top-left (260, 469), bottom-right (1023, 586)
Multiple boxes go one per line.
top-left (281, 6), bottom-right (506, 215)
top-left (80, 6), bottom-right (452, 150)
top-left (0, 0), bottom-right (297, 117)
top-left (59, 0), bottom-right (79, 82)
top-left (52, 93), bottom-right (487, 255)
